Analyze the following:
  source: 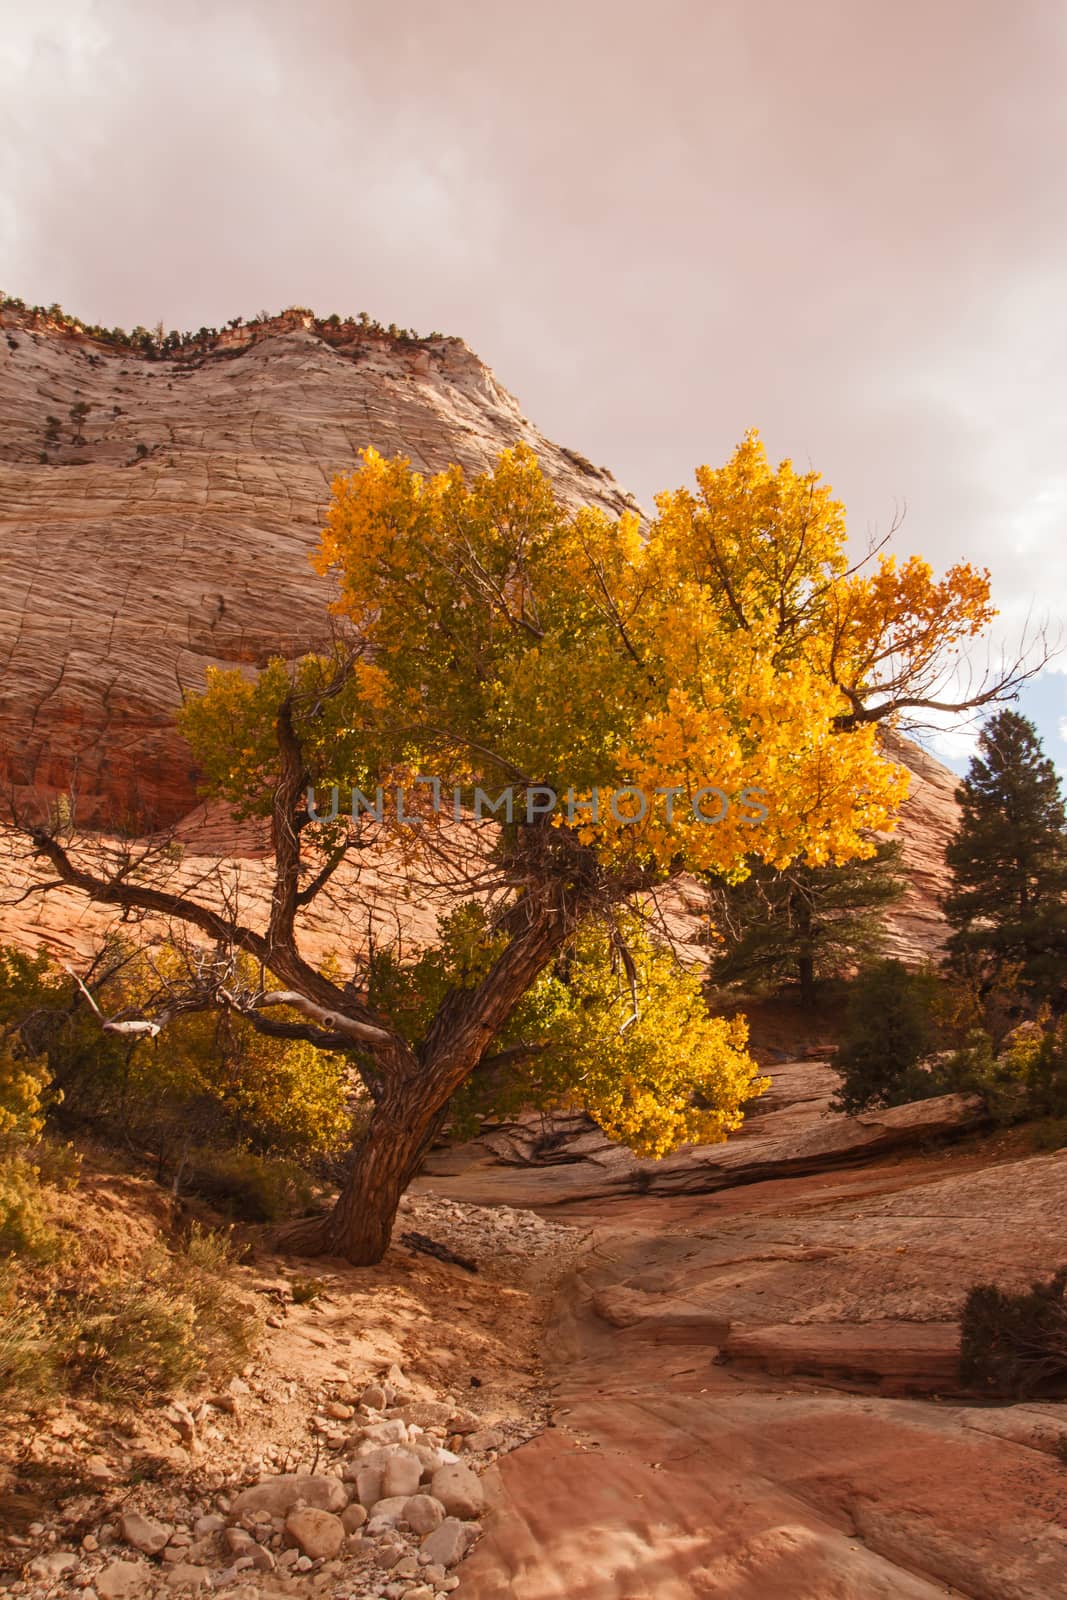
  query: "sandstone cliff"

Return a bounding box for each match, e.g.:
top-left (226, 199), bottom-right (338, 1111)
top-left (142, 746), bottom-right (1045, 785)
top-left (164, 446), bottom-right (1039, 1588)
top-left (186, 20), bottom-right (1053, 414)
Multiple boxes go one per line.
top-left (0, 304), bottom-right (636, 825)
top-left (0, 303), bottom-right (960, 963)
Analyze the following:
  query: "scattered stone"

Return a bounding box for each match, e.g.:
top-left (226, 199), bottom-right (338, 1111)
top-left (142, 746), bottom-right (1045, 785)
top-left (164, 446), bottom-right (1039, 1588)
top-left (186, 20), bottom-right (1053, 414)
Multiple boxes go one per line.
top-left (429, 1462), bottom-right (486, 1519)
top-left (284, 1508), bottom-right (345, 1561)
top-left (404, 1494), bottom-right (445, 1535)
top-left (165, 1563), bottom-right (210, 1591)
top-left (382, 1450), bottom-right (422, 1499)
top-left (419, 1518), bottom-right (477, 1569)
top-left (325, 1399), bottom-right (354, 1420)
top-left (192, 1513), bottom-right (225, 1537)
top-left (464, 1427), bottom-right (505, 1453)
top-left (96, 1559), bottom-right (151, 1600)
top-left (29, 1550), bottom-right (79, 1580)
top-left (230, 1473), bottom-right (347, 1518)
top-left (367, 1495), bottom-right (415, 1529)
top-left (118, 1511), bottom-right (171, 1556)
top-left (353, 1465), bottom-right (384, 1508)
top-left (360, 1383), bottom-right (388, 1411)
top-left (341, 1503), bottom-right (368, 1534)
top-left (361, 1419), bottom-right (409, 1446)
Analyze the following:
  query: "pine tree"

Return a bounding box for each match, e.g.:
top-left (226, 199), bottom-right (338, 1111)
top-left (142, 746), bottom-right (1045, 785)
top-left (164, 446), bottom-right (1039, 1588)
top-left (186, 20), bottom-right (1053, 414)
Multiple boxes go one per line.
top-left (707, 841), bottom-right (906, 1008)
top-left (943, 710), bottom-right (1067, 1001)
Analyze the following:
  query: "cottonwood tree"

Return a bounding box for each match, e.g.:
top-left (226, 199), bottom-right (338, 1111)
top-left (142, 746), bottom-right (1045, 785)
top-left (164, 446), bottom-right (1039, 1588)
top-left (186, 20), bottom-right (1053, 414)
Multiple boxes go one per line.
top-left (20, 433), bottom-right (1034, 1263)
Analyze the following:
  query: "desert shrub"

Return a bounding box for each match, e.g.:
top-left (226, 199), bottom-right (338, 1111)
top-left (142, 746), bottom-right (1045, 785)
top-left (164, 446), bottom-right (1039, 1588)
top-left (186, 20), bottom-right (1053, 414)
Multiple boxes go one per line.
top-left (62, 1239), bottom-right (261, 1401)
top-left (942, 1018), bottom-right (1067, 1127)
top-left (832, 960), bottom-right (943, 1113)
top-left (30, 1138), bottom-right (82, 1191)
top-left (0, 942), bottom-right (357, 1181)
top-left (179, 1221), bottom-right (237, 1272)
top-left (1030, 1118), bottom-right (1067, 1152)
top-left (960, 1267), bottom-right (1067, 1398)
top-left (0, 1156), bottom-right (63, 1261)
top-left (0, 1035), bottom-right (49, 1146)
top-left (181, 1147), bottom-right (317, 1222)
top-left (0, 1266), bottom-right (53, 1402)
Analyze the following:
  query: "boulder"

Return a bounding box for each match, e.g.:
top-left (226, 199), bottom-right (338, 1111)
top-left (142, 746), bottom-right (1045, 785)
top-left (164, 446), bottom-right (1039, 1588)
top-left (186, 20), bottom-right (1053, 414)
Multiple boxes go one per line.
top-left (366, 1495), bottom-right (413, 1529)
top-left (404, 1494), bottom-right (445, 1535)
top-left (229, 1473), bottom-right (346, 1519)
top-left (430, 1462), bottom-right (486, 1519)
top-left (283, 1508), bottom-right (345, 1561)
top-left (118, 1511), bottom-right (171, 1556)
top-left (420, 1517), bottom-right (478, 1568)
top-left (381, 1449), bottom-right (422, 1499)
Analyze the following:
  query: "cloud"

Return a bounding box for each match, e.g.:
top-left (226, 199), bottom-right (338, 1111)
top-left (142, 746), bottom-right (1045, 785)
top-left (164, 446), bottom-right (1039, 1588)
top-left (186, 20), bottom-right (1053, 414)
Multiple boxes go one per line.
top-left (3, 0), bottom-right (1065, 755)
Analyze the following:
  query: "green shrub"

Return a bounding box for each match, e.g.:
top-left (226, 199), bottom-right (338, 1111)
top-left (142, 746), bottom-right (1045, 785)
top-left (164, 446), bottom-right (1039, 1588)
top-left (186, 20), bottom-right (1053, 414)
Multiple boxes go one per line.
top-left (942, 1019), bottom-right (1067, 1128)
top-left (63, 1240), bottom-right (261, 1401)
top-left (183, 1148), bottom-right (317, 1222)
top-left (0, 1266), bottom-right (53, 1402)
top-left (960, 1267), bottom-right (1067, 1398)
top-left (832, 961), bottom-right (942, 1113)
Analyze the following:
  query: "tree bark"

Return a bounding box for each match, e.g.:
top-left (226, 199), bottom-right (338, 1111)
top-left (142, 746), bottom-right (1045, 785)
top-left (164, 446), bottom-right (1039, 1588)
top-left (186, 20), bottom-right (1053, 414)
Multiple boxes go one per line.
top-left (281, 881), bottom-right (586, 1265)
top-left (281, 1095), bottom-right (445, 1265)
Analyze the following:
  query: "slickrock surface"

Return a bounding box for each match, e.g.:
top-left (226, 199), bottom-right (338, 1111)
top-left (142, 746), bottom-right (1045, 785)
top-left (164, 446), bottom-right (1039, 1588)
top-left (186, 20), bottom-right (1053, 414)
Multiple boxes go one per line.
top-left (0, 307), bottom-right (636, 826)
top-left (421, 1060), bottom-right (986, 1205)
top-left (448, 1110), bottom-right (1067, 1599)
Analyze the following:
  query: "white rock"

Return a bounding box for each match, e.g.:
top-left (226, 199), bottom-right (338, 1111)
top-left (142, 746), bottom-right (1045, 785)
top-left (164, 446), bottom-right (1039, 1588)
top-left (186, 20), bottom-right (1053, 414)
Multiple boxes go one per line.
top-left (284, 1507), bottom-right (345, 1561)
top-left (429, 1462), bottom-right (486, 1520)
top-left (361, 1419), bottom-right (409, 1446)
top-left (403, 1494), bottom-right (445, 1535)
top-left (230, 1474), bottom-right (347, 1519)
top-left (419, 1518), bottom-right (476, 1568)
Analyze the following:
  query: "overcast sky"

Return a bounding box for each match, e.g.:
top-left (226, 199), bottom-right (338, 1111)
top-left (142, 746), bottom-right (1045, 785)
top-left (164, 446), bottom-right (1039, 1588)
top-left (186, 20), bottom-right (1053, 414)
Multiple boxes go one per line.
top-left (3, 0), bottom-right (1066, 773)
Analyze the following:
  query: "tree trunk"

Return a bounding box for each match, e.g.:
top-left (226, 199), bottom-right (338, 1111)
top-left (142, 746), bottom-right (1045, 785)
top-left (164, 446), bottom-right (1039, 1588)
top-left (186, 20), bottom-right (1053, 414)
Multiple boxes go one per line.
top-left (281, 882), bottom-right (588, 1265)
top-left (798, 948), bottom-right (816, 1010)
top-left (793, 888), bottom-right (817, 1009)
top-left (281, 1097), bottom-right (444, 1265)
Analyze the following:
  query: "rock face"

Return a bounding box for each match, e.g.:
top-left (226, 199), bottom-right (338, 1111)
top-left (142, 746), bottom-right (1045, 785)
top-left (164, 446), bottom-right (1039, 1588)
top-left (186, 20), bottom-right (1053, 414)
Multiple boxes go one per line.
top-left (0, 302), bottom-right (962, 961)
top-left (879, 729), bottom-right (962, 962)
top-left (0, 304), bottom-right (636, 827)
top-left (422, 1062), bottom-right (986, 1206)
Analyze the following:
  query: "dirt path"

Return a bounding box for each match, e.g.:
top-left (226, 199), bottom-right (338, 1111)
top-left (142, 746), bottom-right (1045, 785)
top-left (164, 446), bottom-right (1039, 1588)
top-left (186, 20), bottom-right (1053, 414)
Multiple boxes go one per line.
top-left (428, 1145), bottom-right (1067, 1598)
